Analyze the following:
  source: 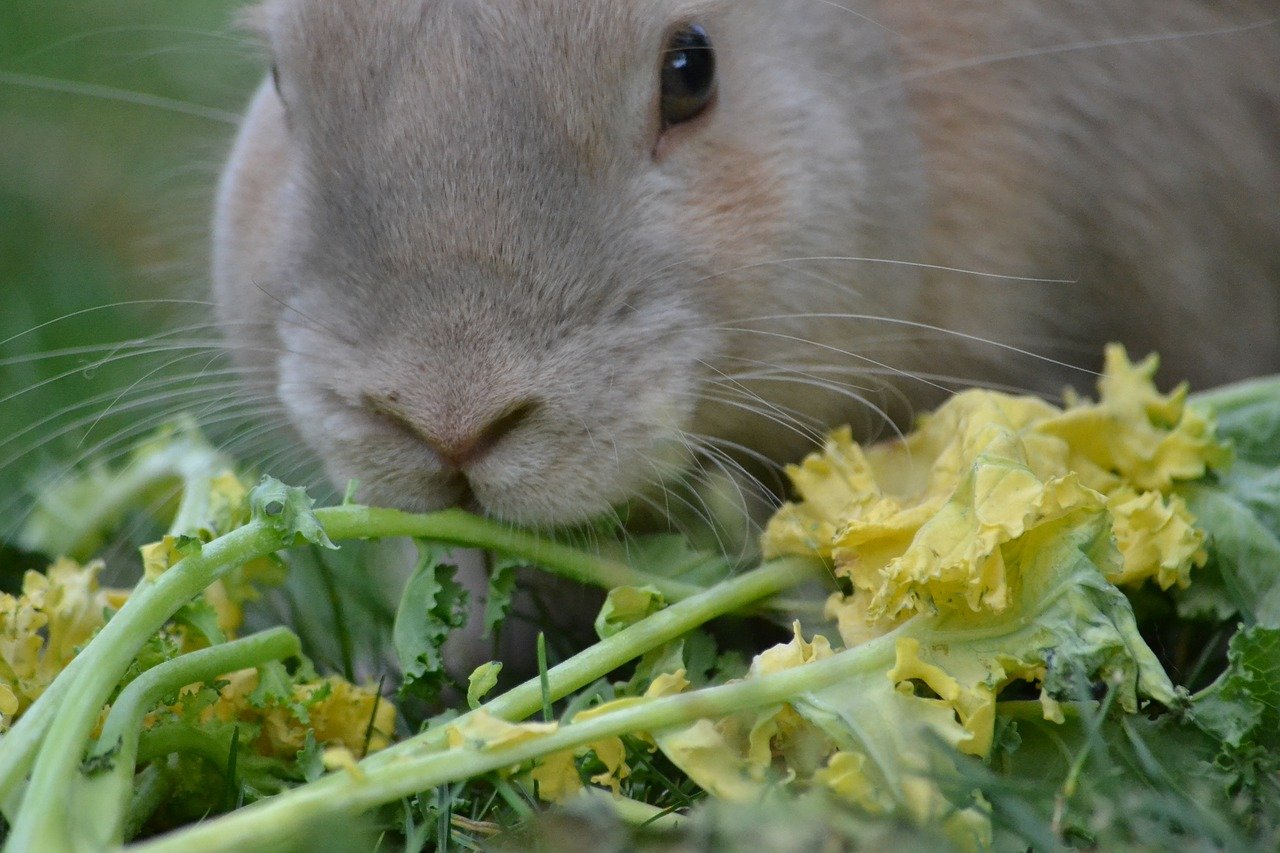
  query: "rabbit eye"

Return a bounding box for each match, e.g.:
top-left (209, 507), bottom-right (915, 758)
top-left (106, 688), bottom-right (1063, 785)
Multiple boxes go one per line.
top-left (660, 24), bottom-right (716, 128)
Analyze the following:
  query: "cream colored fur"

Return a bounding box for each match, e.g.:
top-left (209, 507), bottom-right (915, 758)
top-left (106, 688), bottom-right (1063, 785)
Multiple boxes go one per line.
top-left (214, 0), bottom-right (1280, 525)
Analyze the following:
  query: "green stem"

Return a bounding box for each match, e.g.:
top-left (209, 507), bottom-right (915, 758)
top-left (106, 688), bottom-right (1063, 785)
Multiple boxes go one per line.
top-left (365, 557), bottom-right (823, 769)
top-left (133, 723), bottom-right (236, 769)
top-left (133, 626), bottom-right (895, 853)
top-left (314, 506), bottom-right (707, 601)
top-left (1, 488), bottom-right (820, 851)
top-left (18, 433), bottom-right (223, 561)
top-left (4, 522), bottom-right (283, 853)
top-left (122, 763), bottom-right (173, 843)
top-left (70, 628), bottom-right (301, 851)
top-left (0, 441), bottom-right (225, 815)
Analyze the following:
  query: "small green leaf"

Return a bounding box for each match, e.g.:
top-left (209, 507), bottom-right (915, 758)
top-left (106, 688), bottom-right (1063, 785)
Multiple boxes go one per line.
top-left (595, 586), bottom-right (667, 640)
top-left (342, 479), bottom-right (360, 506)
top-left (1192, 626), bottom-right (1280, 752)
top-left (484, 555), bottom-right (520, 639)
top-left (681, 629), bottom-right (721, 686)
top-left (621, 534), bottom-right (734, 587)
top-left (172, 598), bottom-right (226, 646)
top-left (537, 632), bottom-right (552, 722)
top-left (1184, 624), bottom-right (1280, 815)
top-left (297, 731), bottom-right (326, 783)
top-left (1177, 378), bottom-right (1280, 627)
top-left (466, 662), bottom-right (503, 710)
top-left (249, 477), bottom-right (336, 550)
top-left (174, 683), bottom-right (226, 724)
top-left (249, 660), bottom-right (295, 710)
top-left (393, 544), bottom-right (469, 703)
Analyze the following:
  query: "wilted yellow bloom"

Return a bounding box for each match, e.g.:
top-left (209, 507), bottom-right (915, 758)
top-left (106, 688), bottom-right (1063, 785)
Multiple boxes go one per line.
top-left (529, 750), bottom-right (583, 803)
top-left (750, 622), bottom-right (834, 677)
top-left (814, 751), bottom-right (888, 813)
top-left (1044, 348), bottom-right (1229, 493)
top-left (446, 710), bottom-right (558, 758)
top-left (763, 345), bottom-right (1227, 631)
top-left (208, 669), bottom-right (397, 758)
top-left (1106, 487), bottom-right (1205, 588)
top-left (653, 719), bottom-right (764, 801)
top-left (0, 558), bottom-right (125, 730)
top-left (321, 746), bottom-right (365, 779)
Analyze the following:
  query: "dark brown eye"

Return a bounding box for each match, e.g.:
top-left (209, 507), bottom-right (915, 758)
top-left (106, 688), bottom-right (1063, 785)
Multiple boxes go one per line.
top-left (660, 24), bottom-right (716, 128)
top-left (270, 62), bottom-right (283, 98)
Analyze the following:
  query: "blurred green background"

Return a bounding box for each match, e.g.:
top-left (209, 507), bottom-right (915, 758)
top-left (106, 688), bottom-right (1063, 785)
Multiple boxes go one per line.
top-left (1, 0), bottom-right (264, 516)
top-left (0, 3), bottom-right (404, 678)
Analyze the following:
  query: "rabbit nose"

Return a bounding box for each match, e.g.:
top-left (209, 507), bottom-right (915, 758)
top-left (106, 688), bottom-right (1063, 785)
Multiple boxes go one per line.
top-left (367, 393), bottom-right (541, 471)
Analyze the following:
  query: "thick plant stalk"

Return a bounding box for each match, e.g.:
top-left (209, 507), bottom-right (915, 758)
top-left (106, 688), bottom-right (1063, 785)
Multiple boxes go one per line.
top-left (0, 444), bottom-right (225, 814)
top-left (130, 557), bottom-right (824, 850)
top-left (4, 522), bottom-right (285, 852)
top-left (134, 625), bottom-right (897, 853)
top-left (71, 628), bottom-right (301, 851)
top-left (1, 470), bottom-right (824, 852)
top-left (313, 506), bottom-right (707, 601)
top-left (0, 505), bottom-right (721, 818)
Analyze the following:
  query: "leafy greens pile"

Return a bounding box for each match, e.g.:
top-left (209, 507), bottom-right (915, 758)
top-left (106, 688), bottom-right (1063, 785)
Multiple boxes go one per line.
top-left (0, 347), bottom-right (1277, 851)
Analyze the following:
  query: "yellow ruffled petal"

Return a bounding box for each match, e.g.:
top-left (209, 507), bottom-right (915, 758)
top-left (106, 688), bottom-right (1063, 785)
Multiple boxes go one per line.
top-left (529, 750), bottom-right (583, 803)
top-left (761, 428), bottom-right (881, 559)
top-left (889, 637), bottom-right (995, 757)
top-left (763, 344), bottom-right (1227, 632)
top-left (1042, 345), bottom-right (1229, 494)
top-left (321, 746), bottom-right (365, 779)
top-left (0, 683), bottom-right (20, 719)
top-left (750, 622), bottom-right (834, 677)
top-left (586, 736), bottom-right (632, 793)
top-left (645, 670), bottom-right (691, 699)
top-left (446, 710), bottom-right (558, 751)
top-left (140, 536), bottom-right (185, 582)
top-left (652, 719), bottom-right (763, 801)
top-left (814, 751), bottom-right (892, 814)
top-left (1107, 487), bottom-right (1205, 589)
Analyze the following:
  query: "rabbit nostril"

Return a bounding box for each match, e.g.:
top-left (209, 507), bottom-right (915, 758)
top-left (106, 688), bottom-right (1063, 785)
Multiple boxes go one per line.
top-left (366, 394), bottom-right (541, 470)
top-left (435, 400), bottom-right (540, 468)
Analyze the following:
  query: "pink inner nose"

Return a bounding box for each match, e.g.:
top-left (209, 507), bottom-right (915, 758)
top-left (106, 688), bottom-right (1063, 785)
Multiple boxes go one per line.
top-left (370, 396), bottom-right (539, 470)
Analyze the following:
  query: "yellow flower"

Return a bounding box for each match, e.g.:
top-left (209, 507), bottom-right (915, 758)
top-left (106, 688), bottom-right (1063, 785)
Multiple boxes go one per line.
top-left (763, 345), bottom-right (1227, 631)
top-left (750, 622), bottom-right (834, 677)
top-left (1106, 487), bottom-right (1205, 588)
top-left (762, 430), bottom-right (883, 560)
top-left (529, 750), bottom-right (583, 803)
top-left (208, 670), bottom-right (397, 758)
top-left (0, 558), bottom-right (124, 731)
top-left (1042, 347), bottom-right (1230, 493)
top-left (446, 710), bottom-right (558, 751)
